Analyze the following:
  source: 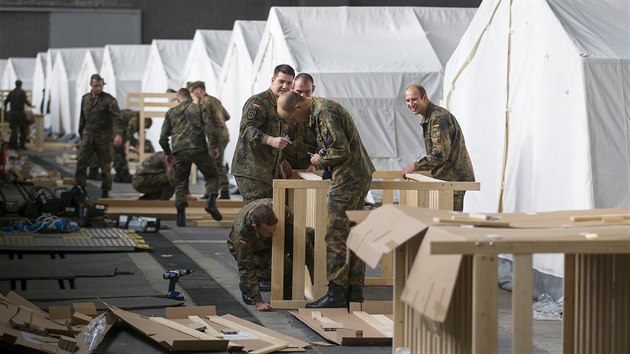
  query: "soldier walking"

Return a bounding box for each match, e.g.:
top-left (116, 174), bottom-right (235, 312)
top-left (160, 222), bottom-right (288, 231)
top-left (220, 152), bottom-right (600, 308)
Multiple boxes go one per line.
top-left (159, 88), bottom-right (222, 226)
top-left (4, 80), bottom-right (34, 150)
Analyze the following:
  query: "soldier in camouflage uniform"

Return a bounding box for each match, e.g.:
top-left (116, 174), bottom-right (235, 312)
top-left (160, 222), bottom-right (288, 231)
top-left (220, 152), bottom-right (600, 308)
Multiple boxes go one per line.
top-left (132, 151), bottom-right (174, 200)
top-left (75, 74), bottom-right (125, 199)
top-left (189, 81), bottom-right (231, 199)
top-left (110, 109), bottom-right (136, 183)
top-left (278, 92), bottom-right (375, 308)
top-left (227, 198), bottom-right (314, 312)
top-left (283, 73), bottom-right (319, 171)
top-left (127, 114), bottom-right (155, 154)
top-left (4, 80), bottom-right (33, 150)
top-left (231, 64), bottom-right (296, 205)
top-left (159, 88), bottom-right (222, 226)
top-left (402, 84), bottom-right (475, 211)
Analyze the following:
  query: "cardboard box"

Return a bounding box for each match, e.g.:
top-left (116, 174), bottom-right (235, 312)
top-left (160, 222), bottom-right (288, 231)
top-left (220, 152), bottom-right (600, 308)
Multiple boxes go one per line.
top-left (291, 302), bottom-right (393, 345)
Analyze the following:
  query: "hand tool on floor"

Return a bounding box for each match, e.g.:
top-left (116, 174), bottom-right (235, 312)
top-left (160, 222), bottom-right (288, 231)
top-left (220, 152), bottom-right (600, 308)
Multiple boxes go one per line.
top-left (163, 269), bottom-right (194, 299)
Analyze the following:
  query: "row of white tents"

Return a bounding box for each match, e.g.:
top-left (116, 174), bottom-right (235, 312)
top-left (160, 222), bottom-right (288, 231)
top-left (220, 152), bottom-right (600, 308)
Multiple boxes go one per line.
top-left (1, 1), bottom-right (628, 295)
top-left (2, 1), bottom-right (628, 215)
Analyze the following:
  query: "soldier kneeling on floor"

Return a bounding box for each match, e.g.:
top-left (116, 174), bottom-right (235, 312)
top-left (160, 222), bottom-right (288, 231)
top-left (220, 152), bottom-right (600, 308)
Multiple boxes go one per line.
top-left (227, 198), bottom-right (314, 312)
top-left (132, 151), bottom-right (175, 200)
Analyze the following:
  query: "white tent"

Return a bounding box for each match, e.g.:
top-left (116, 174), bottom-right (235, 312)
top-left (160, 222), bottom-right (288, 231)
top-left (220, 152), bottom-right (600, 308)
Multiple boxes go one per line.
top-left (443, 0), bottom-right (630, 295)
top-left (141, 39), bottom-right (192, 93)
top-left (250, 7), bottom-right (476, 170)
top-left (31, 52), bottom-right (48, 115)
top-left (0, 60), bottom-right (7, 89)
top-left (99, 44), bottom-right (151, 109)
top-left (48, 48), bottom-right (102, 135)
top-left (181, 30), bottom-right (232, 96)
top-left (74, 49), bottom-right (105, 133)
top-left (219, 20), bottom-right (266, 167)
top-left (1, 58), bottom-right (36, 90)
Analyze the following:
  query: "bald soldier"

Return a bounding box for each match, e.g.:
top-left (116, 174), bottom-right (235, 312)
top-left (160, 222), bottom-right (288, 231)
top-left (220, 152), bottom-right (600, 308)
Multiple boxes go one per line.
top-left (277, 92), bottom-right (375, 308)
top-left (402, 84), bottom-right (475, 211)
top-left (282, 73), bottom-right (319, 172)
top-left (231, 64), bottom-right (295, 205)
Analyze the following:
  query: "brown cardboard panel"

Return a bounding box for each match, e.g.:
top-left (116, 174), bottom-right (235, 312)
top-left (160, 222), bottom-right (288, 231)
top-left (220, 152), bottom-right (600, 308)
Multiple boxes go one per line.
top-left (348, 301), bottom-right (392, 314)
top-left (221, 314), bottom-right (310, 349)
top-left (5, 291), bottom-right (50, 318)
top-left (72, 303), bottom-right (98, 317)
top-left (400, 228), bottom-right (463, 322)
top-left (71, 312), bottom-right (93, 326)
top-left (165, 306), bottom-right (216, 319)
top-left (292, 308), bottom-right (391, 346)
top-left (48, 306), bottom-right (72, 320)
top-left (107, 305), bottom-right (228, 351)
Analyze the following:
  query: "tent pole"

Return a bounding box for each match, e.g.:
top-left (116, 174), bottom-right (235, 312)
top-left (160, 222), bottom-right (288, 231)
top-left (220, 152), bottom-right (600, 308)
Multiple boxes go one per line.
top-left (497, 0), bottom-right (513, 213)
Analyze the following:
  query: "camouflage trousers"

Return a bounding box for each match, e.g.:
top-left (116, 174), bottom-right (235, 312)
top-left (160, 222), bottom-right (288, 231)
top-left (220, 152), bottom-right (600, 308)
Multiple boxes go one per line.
top-left (75, 137), bottom-right (113, 191)
top-left (234, 176), bottom-right (272, 205)
top-left (173, 148), bottom-right (219, 206)
top-left (112, 138), bottom-right (129, 174)
top-left (8, 111), bottom-right (29, 149)
top-left (215, 145), bottom-right (229, 192)
top-left (326, 182), bottom-right (370, 288)
top-left (454, 191), bottom-right (466, 212)
top-left (132, 173), bottom-right (174, 200)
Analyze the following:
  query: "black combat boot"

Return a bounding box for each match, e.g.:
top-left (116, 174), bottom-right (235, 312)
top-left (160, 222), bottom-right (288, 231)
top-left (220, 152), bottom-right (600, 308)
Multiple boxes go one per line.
top-left (116, 170), bottom-right (132, 183)
top-left (100, 189), bottom-right (109, 199)
top-left (219, 189), bottom-right (231, 200)
top-left (204, 193), bottom-right (223, 221)
top-left (176, 204), bottom-right (186, 227)
top-left (346, 285), bottom-right (364, 303)
top-left (305, 282), bottom-right (347, 308)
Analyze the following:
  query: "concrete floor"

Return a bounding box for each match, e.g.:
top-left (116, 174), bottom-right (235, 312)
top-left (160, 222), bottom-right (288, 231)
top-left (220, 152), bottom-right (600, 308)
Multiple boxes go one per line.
top-left (0, 146), bottom-right (563, 353)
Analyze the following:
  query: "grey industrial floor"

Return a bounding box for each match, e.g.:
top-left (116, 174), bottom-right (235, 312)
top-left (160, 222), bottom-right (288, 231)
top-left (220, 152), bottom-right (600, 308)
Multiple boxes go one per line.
top-left (0, 147), bottom-right (562, 353)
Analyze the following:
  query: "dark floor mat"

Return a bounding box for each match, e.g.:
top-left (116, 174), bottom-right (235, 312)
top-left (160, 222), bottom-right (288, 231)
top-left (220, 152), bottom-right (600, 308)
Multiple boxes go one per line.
top-left (141, 230), bottom-right (258, 323)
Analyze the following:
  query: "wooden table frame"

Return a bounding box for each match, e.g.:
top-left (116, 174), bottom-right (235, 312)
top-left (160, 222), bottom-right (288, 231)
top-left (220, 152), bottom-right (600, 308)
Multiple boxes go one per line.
top-left (270, 171), bottom-right (480, 309)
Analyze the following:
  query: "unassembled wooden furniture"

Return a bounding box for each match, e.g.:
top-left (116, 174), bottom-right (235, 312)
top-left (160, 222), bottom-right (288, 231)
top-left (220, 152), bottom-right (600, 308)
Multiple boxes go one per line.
top-left (269, 171), bottom-right (480, 309)
top-left (351, 206), bottom-right (630, 354)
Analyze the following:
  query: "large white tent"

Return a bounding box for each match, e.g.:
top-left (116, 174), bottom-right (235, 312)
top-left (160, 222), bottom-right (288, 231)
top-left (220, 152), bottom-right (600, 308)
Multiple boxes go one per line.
top-left (141, 39), bottom-right (192, 93)
top-left (141, 39), bottom-right (192, 150)
top-left (443, 0), bottom-right (630, 297)
top-left (48, 48), bottom-right (102, 135)
top-left (181, 30), bottom-right (232, 96)
top-left (1, 58), bottom-right (36, 90)
top-left (0, 60), bottom-right (7, 89)
top-left (74, 49), bottom-right (105, 133)
top-left (31, 52), bottom-right (48, 115)
top-left (219, 20), bottom-right (266, 167)
top-left (250, 7), bottom-right (476, 170)
top-left (99, 44), bottom-right (151, 109)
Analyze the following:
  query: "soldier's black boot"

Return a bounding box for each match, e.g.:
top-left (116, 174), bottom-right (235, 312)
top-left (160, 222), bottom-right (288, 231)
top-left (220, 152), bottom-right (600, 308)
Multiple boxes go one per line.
top-left (219, 189), bottom-right (231, 200)
top-left (176, 204), bottom-right (186, 227)
top-left (204, 193), bottom-right (223, 221)
top-left (346, 285), bottom-right (364, 303)
top-left (305, 282), bottom-right (347, 308)
top-left (100, 189), bottom-right (109, 199)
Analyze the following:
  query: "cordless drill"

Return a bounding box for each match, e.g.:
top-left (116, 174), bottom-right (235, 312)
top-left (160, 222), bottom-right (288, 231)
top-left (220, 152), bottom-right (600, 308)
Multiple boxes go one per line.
top-left (163, 269), bottom-right (194, 299)
top-left (309, 148), bottom-right (332, 180)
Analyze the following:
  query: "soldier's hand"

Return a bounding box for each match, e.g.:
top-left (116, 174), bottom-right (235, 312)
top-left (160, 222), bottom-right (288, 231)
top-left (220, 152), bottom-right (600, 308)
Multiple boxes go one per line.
top-left (306, 165), bottom-right (317, 173)
top-left (255, 302), bottom-right (274, 312)
top-left (211, 148), bottom-right (220, 159)
top-left (310, 154), bottom-right (321, 166)
top-left (266, 136), bottom-right (291, 149)
top-left (113, 134), bottom-right (123, 147)
top-left (279, 160), bottom-right (292, 179)
top-left (402, 163), bottom-right (416, 178)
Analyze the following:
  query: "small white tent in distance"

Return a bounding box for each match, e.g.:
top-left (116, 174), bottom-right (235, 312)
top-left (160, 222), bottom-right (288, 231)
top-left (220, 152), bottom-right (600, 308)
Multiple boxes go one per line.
top-left (250, 7), bottom-right (476, 170)
top-left (1, 58), bottom-right (36, 90)
top-left (219, 20), bottom-right (266, 169)
top-left (48, 48), bottom-right (102, 135)
top-left (181, 30), bottom-right (232, 96)
top-left (31, 52), bottom-right (48, 115)
top-left (141, 39), bottom-right (192, 150)
top-left (99, 44), bottom-right (151, 109)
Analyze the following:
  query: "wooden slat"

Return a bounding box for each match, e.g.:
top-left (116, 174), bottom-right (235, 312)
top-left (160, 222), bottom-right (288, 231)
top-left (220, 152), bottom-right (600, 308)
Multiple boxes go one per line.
top-left (188, 315), bottom-right (223, 338)
top-left (354, 311), bottom-right (393, 337)
top-left (562, 254), bottom-right (576, 354)
top-left (271, 185), bottom-right (286, 302)
top-left (512, 254), bottom-right (533, 354)
top-left (149, 316), bottom-right (218, 340)
top-left (292, 189), bottom-right (307, 300)
top-left (268, 299), bottom-right (309, 309)
top-left (471, 254), bottom-right (497, 354)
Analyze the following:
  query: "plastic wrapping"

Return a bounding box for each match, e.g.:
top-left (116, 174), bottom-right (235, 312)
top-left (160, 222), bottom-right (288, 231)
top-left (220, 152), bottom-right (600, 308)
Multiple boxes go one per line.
top-left (532, 293), bottom-right (563, 320)
top-left (83, 315), bottom-right (107, 352)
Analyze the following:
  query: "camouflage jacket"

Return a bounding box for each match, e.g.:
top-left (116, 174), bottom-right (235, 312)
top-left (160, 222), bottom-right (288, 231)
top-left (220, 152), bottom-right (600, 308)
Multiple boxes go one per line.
top-left (310, 97), bottom-right (375, 192)
top-left (415, 102), bottom-right (475, 182)
top-left (78, 91), bottom-right (124, 144)
top-left (123, 109), bottom-right (140, 145)
top-left (200, 94), bottom-right (230, 149)
top-left (4, 88), bottom-right (31, 111)
top-left (227, 198), bottom-right (294, 303)
top-left (282, 122), bottom-right (319, 169)
top-left (231, 89), bottom-right (285, 183)
top-left (136, 151), bottom-right (174, 183)
top-left (159, 100), bottom-right (216, 155)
